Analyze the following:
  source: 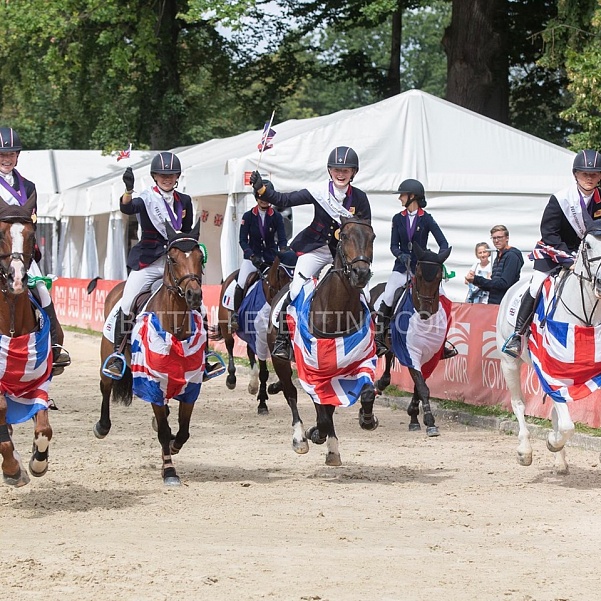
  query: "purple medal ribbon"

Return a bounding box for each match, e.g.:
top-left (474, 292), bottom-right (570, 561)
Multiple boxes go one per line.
top-left (155, 186), bottom-right (182, 230)
top-left (257, 209), bottom-right (267, 240)
top-left (405, 210), bottom-right (419, 250)
top-left (0, 169), bottom-right (28, 205)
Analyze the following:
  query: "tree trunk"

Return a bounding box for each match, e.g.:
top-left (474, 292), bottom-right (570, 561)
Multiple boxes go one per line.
top-left (442, 0), bottom-right (509, 123)
top-left (384, 4), bottom-right (403, 97)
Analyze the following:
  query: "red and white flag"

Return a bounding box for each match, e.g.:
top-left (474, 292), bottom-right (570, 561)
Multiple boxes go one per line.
top-left (529, 277), bottom-right (601, 402)
top-left (116, 143), bottom-right (132, 161)
top-left (287, 279), bottom-right (376, 407)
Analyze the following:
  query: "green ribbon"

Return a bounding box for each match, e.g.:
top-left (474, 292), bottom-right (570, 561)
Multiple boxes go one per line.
top-left (443, 266), bottom-right (456, 280)
top-left (27, 276), bottom-right (54, 290)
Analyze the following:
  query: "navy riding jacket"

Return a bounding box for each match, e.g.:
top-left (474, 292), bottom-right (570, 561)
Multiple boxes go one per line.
top-left (239, 206), bottom-right (288, 263)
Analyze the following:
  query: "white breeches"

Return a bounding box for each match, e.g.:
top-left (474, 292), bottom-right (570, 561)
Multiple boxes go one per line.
top-left (380, 271), bottom-right (409, 308)
top-left (120, 257), bottom-right (166, 315)
top-left (529, 269), bottom-right (552, 297)
top-left (236, 259), bottom-right (257, 288)
top-left (289, 246), bottom-right (333, 301)
top-left (29, 261), bottom-right (51, 307)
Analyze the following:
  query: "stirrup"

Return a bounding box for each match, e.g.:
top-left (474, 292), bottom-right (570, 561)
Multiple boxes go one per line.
top-left (52, 344), bottom-right (71, 368)
top-left (442, 342), bottom-right (458, 360)
top-left (272, 335), bottom-right (293, 361)
top-left (203, 351), bottom-right (226, 381)
top-left (501, 333), bottom-right (522, 358)
top-left (374, 336), bottom-right (389, 357)
top-left (102, 352), bottom-right (127, 380)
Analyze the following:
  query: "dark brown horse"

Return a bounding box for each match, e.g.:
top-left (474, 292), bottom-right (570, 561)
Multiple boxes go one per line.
top-left (0, 193), bottom-right (54, 487)
top-left (93, 220), bottom-right (206, 485)
top-left (371, 243), bottom-right (452, 436)
top-left (209, 251), bottom-right (295, 414)
top-left (269, 217), bottom-right (379, 466)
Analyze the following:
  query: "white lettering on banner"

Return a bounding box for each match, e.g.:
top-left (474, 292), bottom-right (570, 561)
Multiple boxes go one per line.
top-left (81, 288), bottom-right (93, 320)
top-left (53, 285), bottom-right (67, 315)
top-left (447, 322), bottom-right (470, 355)
top-left (443, 356), bottom-right (469, 383)
top-left (481, 360), bottom-right (508, 390)
top-left (524, 365), bottom-right (542, 396)
top-left (94, 289), bottom-right (107, 323)
top-left (67, 286), bottom-right (80, 318)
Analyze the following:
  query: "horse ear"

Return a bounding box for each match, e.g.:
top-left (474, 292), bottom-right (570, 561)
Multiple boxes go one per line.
top-left (439, 246), bottom-right (452, 263)
top-left (413, 242), bottom-right (425, 260)
top-left (191, 219), bottom-right (201, 240)
top-left (23, 191), bottom-right (37, 217)
top-left (164, 220), bottom-right (177, 241)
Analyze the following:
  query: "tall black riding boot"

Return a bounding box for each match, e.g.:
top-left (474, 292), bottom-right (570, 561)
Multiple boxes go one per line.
top-left (230, 284), bottom-right (244, 332)
top-left (272, 293), bottom-right (293, 361)
top-left (374, 302), bottom-right (393, 357)
top-left (502, 291), bottom-right (536, 358)
top-left (105, 308), bottom-right (134, 377)
top-left (44, 302), bottom-right (71, 376)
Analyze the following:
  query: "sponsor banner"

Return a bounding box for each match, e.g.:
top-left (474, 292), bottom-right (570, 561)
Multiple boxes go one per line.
top-left (52, 279), bottom-right (601, 427)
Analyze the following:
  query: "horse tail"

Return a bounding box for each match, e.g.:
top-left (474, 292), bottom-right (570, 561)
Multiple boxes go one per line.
top-left (208, 323), bottom-right (223, 342)
top-left (111, 367), bottom-right (133, 406)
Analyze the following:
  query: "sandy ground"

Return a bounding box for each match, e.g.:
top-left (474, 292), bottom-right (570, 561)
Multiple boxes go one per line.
top-left (2, 330), bottom-right (601, 601)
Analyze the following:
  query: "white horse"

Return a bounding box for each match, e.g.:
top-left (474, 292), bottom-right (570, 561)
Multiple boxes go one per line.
top-left (496, 219), bottom-right (601, 473)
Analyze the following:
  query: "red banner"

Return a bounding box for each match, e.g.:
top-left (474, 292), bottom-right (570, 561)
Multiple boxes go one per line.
top-left (52, 278), bottom-right (601, 427)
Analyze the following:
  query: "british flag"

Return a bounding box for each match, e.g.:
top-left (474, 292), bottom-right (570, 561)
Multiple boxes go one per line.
top-left (257, 122), bottom-right (276, 151)
top-left (130, 311), bottom-right (207, 406)
top-left (235, 281), bottom-right (271, 361)
top-left (116, 143), bottom-right (132, 162)
top-left (0, 310), bottom-right (52, 424)
top-left (287, 279), bottom-right (376, 407)
top-left (529, 278), bottom-right (601, 403)
top-left (390, 289), bottom-right (452, 379)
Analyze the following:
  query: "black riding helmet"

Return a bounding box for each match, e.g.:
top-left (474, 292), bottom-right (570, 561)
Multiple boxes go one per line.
top-left (327, 146), bottom-right (359, 174)
top-left (572, 149), bottom-right (601, 173)
top-left (396, 178), bottom-right (427, 208)
top-left (150, 151), bottom-right (181, 175)
top-left (0, 127), bottom-right (22, 152)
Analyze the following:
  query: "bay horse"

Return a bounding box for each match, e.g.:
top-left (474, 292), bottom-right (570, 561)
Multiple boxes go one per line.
top-left (269, 217), bottom-right (379, 466)
top-left (371, 243), bottom-right (452, 437)
top-left (0, 193), bottom-right (53, 487)
top-left (496, 218), bottom-right (601, 474)
top-left (93, 220), bottom-right (206, 486)
top-left (209, 250), bottom-right (295, 414)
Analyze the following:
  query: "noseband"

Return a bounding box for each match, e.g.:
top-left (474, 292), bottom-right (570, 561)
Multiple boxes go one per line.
top-left (335, 221), bottom-right (374, 278)
top-left (413, 260), bottom-right (442, 309)
top-left (165, 237), bottom-right (203, 298)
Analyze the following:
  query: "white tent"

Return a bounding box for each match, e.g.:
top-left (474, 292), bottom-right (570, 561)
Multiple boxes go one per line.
top-left (54, 90), bottom-right (576, 300)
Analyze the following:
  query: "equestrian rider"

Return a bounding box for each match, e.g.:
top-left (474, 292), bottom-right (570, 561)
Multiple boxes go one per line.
top-left (0, 126), bottom-right (71, 375)
top-left (104, 151), bottom-right (194, 377)
top-left (503, 148), bottom-right (601, 357)
top-left (230, 179), bottom-right (288, 331)
top-left (374, 178), bottom-right (453, 358)
top-left (249, 146), bottom-right (371, 360)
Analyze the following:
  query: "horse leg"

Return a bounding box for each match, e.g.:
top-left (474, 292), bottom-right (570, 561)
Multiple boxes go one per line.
top-left (320, 405), bottom-right (341, 466)
top-left (248, 347), bottom-right (259, 395)
top-left (29, 409), bottom-right (52, 477)
top-left (256, 359), bottom-right (269, 415)
top-left (547, 402), bottom-right (573, 474)
top-left (225, 334), bottom-right (237, 390)
top-left (358, 384), bottom-right (379, 431)
top-left (407, 386), bottom-right (421, 432)
top-left (169, 402), bottom-right (194, 456)
top-left (374, 352), bottom-right (393, 394)
top-left (0, 394), bottom-right (29, 487)
top-left (94, 377), bottom-right (113, 439)
top-left (151, 403), bottom-right (180, 486)
top-left (409, 368), bottom-right (439, 437)
top-left (273, 357), bottom-right (308, 454)
top-left (267, 379), bottom-right (283, 395)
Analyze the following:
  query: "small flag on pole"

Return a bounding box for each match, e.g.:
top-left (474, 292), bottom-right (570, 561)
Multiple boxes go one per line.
top-left (116, 143), bottom-right (132, 162)
top-left (257, 123), bottom-right (276, 151)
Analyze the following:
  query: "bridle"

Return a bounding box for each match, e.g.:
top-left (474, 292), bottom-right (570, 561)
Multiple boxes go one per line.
top-left (413, 260), bottom-right (443, 314)
top-left (164, 237), bottom-right (204, 299)
top-left (332, 220), bottom-right (374, 278)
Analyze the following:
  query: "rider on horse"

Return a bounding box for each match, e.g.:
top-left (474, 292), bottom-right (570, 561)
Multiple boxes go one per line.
top-left (503, 149), bottom-right (601, 358)
top-left (249, 146), bottom-right (371, 361)
top-left (373, 178), bottom-right (456, 359)
top-left (104, 152), bottom-right (194, 377)
top-left (0, 126), bottom-right (70, 375)
top-left (230, 179), bottom-right (288, 332)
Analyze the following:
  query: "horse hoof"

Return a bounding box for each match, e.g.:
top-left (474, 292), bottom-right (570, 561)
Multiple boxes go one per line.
top-left (93, 422), bottom-right (110, 439)
top-left (257, 405), bottom-right (269, 415)
top-left (546, 439), bottom-right (564, 453)
top-left (408, 423), bottom-right (421, 432)
top-left (248, 383), bottom-right (259, 395)
top-left (151, 417), bottom-right (158, 433)
top-left (29, 457), bottom-right (49, 477)
top-left (267, 381), bottom-right (283, 395)
top-left (325, 452), bottom-right (342, 466)
top-left (226, 376), bottom-right (236, 390)
top-left (29, 440), bottom-right (49, 477)
top-left (3, 468), bottom-right (30, 487)
top-left (306, 427), bottom-right (326, 445)
top-left (517, 453), bottom-right (533, 466)
top-left (163, 475), bottom-right (181, 487)
top-left (426, 426), bottom-right (440, 437)
top-left (359, 410), bottom-right (379, 431)
top-left (169, 442), bottom-right (182, 455)
top-left (293, 440), bottom-right (310, 454)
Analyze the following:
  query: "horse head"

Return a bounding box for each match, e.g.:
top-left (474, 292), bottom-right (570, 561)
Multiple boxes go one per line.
top-left (412, 242), bottom-right (452, 318)
top-left (0, 193), bottom-right (37, 295)
top-left (264, 248), bottom-right (297, 304)
top-left (335, 217), bottom-right (375, 289)
top-left (164, 219), bottom-right (204, 310)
